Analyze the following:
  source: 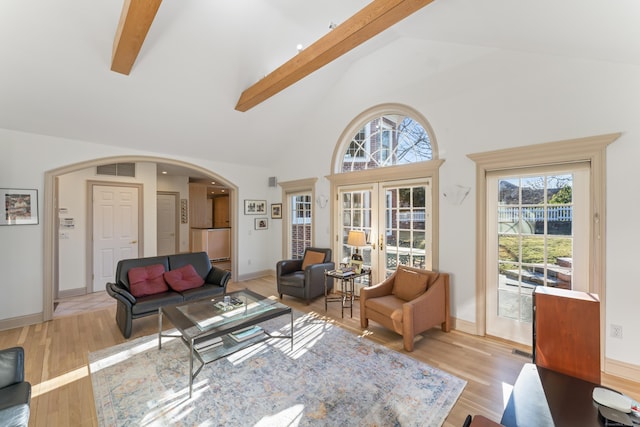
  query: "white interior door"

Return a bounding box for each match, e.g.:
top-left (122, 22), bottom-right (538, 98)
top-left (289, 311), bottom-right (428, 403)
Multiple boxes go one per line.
top-left (486, 164), bottom-right (589, 344)
top-left (93, 185), bottom-right (139, 292)
top-left (157, 193), bottom-right (177, 256)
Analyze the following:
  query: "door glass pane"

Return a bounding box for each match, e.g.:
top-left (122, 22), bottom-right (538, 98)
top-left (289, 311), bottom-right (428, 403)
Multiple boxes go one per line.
top-left (340, 189), bottom-right (373, 266)
top-left (496, 173), bottom-right (574, 323)
top-left (384, 183), bottom-right (430, 275)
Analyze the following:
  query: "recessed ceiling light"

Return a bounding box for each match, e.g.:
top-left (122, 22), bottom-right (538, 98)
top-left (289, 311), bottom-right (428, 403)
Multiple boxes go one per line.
top-left (296, 44), bottom-right (303, 53)
top-left (211, 181), bottom-right (216, 185)
top-left (162, 171), bottom-right (167, 174)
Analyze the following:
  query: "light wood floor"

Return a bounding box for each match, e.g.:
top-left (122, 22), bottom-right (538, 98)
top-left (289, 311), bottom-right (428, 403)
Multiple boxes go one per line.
top-left (2, 276), bottom-right (639, 427)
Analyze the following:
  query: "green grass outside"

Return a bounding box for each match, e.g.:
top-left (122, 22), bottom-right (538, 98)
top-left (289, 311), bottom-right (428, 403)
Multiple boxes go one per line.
top-left (498, 234), bottom-right (572, 272)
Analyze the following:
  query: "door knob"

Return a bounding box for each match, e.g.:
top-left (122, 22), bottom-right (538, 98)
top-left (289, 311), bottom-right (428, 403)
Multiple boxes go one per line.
top-left (130, 240), bottom-right (137, 244)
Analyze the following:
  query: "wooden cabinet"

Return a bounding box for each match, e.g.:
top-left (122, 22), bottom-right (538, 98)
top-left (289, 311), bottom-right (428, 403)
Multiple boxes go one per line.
top-left (533, 287), bottom-right (600, 384)
top-left (188, 183), bottom-right (210, 228)
top-left (212, 195), bottom-right (229, 228)
top-left (191, 228), bottom-right (230, 261)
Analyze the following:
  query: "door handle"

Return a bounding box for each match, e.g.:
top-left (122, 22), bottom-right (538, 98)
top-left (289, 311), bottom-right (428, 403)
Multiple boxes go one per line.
top-left (379, 234), bottom-right (384, 250)
top-left (130, 240), bottom-right (138, 244)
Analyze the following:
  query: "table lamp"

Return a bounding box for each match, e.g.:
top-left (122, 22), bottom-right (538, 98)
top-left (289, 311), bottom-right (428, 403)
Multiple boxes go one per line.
top-left (347, 230), bottom-right (366, 273)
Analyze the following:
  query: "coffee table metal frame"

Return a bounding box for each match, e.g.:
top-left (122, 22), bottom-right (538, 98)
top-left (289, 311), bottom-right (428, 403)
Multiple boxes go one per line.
top-left (158, 288), bottom-right (293, 397)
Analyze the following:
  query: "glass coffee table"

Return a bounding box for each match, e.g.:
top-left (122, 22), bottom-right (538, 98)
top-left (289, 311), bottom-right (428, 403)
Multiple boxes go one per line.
top-left (158, 289), bottom-right (293, 397)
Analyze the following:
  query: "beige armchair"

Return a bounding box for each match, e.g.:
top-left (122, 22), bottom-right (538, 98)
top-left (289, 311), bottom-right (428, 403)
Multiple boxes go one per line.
top-left (360, 265), bottom-right (450, 351)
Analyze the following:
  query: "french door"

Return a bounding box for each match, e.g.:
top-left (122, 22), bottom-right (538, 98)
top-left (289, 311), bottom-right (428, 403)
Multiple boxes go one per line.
top-left (337, 178), bottom-right (432, 290)
top-left (486, 164), bottom-right (589, 344)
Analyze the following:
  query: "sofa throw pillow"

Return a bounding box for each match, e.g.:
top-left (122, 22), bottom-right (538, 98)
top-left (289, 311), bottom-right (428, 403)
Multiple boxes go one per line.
top-left (164, 264), bottom-right (205, 292)
top-left (392, 267), bottom-right (428, 301)
top-left (128, 264), bottom-right (169, 297)
top-left (301, 250), bottom-right (326, 270)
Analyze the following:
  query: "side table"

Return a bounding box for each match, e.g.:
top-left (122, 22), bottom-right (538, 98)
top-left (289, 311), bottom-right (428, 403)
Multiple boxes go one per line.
top-left (324, 269), bottom-right (371, 318)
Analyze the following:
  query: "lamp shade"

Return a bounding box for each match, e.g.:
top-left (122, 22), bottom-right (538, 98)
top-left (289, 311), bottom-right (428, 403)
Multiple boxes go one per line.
top-left (347, 230), bottom-right (366, 247)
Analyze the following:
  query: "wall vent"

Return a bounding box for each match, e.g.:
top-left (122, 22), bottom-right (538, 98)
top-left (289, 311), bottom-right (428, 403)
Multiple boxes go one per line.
top-left (97, 163), bottom-right (136, 177)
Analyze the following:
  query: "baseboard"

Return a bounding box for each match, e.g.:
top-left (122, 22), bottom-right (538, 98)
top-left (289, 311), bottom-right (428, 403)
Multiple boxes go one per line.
top-left (0, 312), bottom-right (44, 333)
top-left (237, 269), bottom-right (273, 282)
top-left (452, 317), bottom-right (477, 335)
top-left (58, 288), bottom-right (88, 299)
top-left (605, 357), bottom-right (640, 382)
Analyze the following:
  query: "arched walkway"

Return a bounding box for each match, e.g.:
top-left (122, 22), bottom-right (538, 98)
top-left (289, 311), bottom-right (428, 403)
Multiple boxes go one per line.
top-left (43, 155), bottom-right (238, 321)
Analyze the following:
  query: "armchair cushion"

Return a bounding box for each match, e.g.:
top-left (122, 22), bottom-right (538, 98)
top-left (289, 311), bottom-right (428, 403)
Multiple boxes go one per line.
top-left (392, 267), bottom-right (429, 301)
top-left (301, 250), bottom-right (327, 270)
top-left (163, 264), bottom-right (204, 292)
top-left (128, 264), bottom-right (169, 297)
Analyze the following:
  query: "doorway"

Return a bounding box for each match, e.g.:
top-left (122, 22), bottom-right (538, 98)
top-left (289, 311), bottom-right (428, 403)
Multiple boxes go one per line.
top-left (157, 192), bottom-right (179, 256)
top-left (91, 183), bottom-right (141, 293)
top-left (43, 156), bottom-right (239, 322)
top-left (337, 178), bottom-right (432, 289)
top-left (485, 165), bottom-right (589, 344)
top-left (468, 133), bottom-right (617, 347)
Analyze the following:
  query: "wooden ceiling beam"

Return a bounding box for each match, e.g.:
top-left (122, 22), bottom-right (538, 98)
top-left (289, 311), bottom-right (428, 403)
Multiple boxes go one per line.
top-left (235, 0), bottom-right (435, 112)
top-left (111, 0), bottom-right (163, 75)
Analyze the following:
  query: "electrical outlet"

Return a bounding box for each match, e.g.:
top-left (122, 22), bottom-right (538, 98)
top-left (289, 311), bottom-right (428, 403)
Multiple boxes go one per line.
top-left (610, 324), bottom-right (623, 339)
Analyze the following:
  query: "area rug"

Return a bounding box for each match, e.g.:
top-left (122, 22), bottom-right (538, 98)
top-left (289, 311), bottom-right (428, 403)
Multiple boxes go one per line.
top-left (89, 312), bottom-right (466, 427)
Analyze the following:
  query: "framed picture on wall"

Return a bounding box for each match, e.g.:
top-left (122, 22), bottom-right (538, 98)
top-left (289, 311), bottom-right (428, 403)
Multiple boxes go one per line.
top-left (271, 203), bottom-right (282, 219)
top-left (244, 199), bottom-right (267, 215)
top-left (255, 218), bottom-right (268, 230)
top-left (1, 188), bottom-right (38, 225)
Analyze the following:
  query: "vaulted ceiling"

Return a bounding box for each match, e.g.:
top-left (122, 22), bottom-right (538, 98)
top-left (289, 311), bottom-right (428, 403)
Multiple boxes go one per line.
top-left (1, 0), bottom-right (639, 167)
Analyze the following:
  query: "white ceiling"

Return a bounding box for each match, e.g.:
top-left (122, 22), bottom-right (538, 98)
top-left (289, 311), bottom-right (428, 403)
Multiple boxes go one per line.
top-left (1, 0), bottom-right (639, 167)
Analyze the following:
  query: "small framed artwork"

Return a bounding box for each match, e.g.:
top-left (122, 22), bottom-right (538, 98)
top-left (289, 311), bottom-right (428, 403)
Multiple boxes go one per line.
top-left (1, 188), bottom-right (38, 225)
top-left (180, 199), bottom-right (188, 224)
top-left (255, 218), bottom-right (268, 230)
top-left (271, 203), bottom-right (282, 219)
top-left (244, 199), bottom-right (267, 215)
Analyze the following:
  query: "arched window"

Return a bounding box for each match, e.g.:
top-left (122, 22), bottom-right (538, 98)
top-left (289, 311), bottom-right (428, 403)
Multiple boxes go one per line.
top-left (330, 104), bottom-right (442, 286)
top-left (341, 113), bottom-right (433, 172)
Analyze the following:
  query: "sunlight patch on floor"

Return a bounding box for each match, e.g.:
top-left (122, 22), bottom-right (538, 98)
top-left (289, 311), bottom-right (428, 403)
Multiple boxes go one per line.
top-left (90, 335), bottom-right (175, 373)
top-left (255, 404), bottom-right (304, 426)
top-left (502, 382), bottom-right (514, 409)
top-left (32, 366), bottom-right (89, 398)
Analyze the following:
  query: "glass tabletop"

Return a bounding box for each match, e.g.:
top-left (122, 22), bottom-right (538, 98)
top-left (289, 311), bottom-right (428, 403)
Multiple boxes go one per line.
top-left (175, 289), bottom-right (285, 332)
